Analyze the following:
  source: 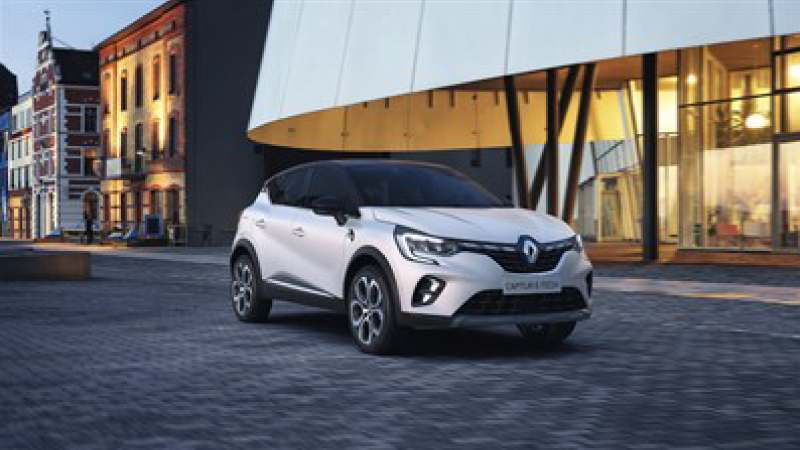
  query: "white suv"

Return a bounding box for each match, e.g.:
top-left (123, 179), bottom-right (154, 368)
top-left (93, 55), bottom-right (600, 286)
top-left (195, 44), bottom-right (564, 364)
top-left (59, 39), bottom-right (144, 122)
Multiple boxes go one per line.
top-left (230, 160), bottom-right (592, 354)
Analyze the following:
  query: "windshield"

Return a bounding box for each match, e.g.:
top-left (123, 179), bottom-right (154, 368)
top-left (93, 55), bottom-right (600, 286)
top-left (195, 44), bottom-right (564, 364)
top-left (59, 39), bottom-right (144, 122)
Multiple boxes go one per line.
top-left (345, 163), bottom-right (508, 208)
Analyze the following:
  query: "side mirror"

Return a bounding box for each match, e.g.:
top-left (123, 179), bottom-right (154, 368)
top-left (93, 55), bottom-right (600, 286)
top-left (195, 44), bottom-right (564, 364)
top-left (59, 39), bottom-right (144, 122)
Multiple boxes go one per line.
top-left (310, 196), bottom-right (352, 226)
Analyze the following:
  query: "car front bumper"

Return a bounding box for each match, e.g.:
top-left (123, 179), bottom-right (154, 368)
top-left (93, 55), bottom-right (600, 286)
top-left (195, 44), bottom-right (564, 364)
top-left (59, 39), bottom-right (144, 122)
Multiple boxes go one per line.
top-left (391, 249), bottom-right (593, 329)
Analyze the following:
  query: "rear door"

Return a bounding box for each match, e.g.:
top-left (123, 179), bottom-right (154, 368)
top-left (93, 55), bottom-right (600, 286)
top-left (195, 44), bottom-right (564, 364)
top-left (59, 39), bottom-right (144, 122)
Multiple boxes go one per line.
top-left (253, 167), bottom-right (311, 282)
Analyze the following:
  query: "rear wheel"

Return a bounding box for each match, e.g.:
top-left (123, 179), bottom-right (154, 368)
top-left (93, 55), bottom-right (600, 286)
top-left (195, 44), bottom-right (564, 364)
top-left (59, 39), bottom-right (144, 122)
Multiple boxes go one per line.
top-left (231, 254), bottom-right (272, 323)
top-left (348, 265), bottom-right (400, 355)
top-left (517, 322), bottom-right (576, 348)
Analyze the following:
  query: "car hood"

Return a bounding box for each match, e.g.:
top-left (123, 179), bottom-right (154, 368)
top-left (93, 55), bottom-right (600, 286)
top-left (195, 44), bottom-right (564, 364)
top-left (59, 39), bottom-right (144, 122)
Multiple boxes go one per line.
top-left (369, 207), bottom-right (575, 243)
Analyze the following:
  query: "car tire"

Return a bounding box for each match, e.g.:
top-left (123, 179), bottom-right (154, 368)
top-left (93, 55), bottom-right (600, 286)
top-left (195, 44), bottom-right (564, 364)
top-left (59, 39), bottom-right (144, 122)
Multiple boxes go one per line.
top-left (231, 254), bottom-right (272, 323)
top-left (516, 321), bottom-right (576, 348)
top-left (347, 265), bottom-right (400, 355)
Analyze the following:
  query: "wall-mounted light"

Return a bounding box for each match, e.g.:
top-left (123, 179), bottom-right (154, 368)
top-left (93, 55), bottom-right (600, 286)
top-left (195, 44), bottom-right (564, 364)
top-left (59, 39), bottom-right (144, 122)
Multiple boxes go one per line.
top-left (745, 113), bottom-right (768, 129)
top-left (686, 74), bottom-right (697, 86)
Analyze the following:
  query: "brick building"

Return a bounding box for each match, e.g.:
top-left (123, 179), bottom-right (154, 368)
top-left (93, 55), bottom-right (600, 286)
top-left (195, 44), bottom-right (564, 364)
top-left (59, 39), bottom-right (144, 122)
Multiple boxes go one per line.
top-left (96, 0), bottom-right (272, 245)
top-left (31, 23), bottom-right (100, 238)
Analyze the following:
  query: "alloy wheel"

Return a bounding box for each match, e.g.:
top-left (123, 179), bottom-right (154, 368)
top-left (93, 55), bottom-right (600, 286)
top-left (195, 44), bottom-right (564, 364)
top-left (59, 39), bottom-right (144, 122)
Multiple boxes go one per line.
top-left (350, 275), bottom-right (385, 346)
top-left (232, 260), bottom-right (254, 316)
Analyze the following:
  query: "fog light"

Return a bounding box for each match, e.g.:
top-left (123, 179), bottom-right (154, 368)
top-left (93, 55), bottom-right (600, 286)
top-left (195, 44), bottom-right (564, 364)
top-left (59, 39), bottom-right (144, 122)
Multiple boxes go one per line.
top-left (412, 276), bottom-right (445, 306)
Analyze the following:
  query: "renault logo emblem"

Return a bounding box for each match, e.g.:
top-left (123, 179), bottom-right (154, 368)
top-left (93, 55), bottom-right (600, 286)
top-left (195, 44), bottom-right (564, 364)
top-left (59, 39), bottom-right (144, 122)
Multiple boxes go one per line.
top-left (519, 236), bottom-right (538, 264)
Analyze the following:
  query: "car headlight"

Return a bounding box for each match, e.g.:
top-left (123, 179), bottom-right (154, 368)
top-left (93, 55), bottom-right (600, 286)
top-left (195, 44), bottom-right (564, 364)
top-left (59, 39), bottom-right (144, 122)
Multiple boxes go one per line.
top-left (394, 227), bottom-right (459, 264)
top-left (572, 234), bottom-right (584, 253)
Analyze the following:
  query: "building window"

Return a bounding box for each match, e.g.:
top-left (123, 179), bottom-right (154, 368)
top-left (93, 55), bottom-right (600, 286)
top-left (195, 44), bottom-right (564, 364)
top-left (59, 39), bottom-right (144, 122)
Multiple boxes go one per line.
top-left (166, 189), bottom-right (180, 225)
top-left (103, 194), bottom-right (110, 223)
top-left (120, 128), bottom-right (128, 160)
top-left (135, 64), bottom-right (144, 108)
top-left (150, 190), bottom-right (162, 215)
top-left (168, 116), bottom-right (178, 157)
top-left (152, 56), bottom-right (161, 100)
top-left (120, 192), bottom-right (127, 228)
top-left (102, 129), bottom-right (110, 159)
top-left (103, 73), bottom-right (111, 114)
top-left (120, 71), bottom-right (128, 111)
top-left (84, 155), bottom-right (96, 177)
top-left (134, 123), bottom-right (143, 156)
top-left (134, 191), bottom-right (143, 224)
top-left (169, 52), bottom-right (178, 95)
top-left (84, 107), bottom-right (98, 133)
top-left (678, 38), bottom-right (773, 250)
top-left (152, 121), bottom-right (160, 160)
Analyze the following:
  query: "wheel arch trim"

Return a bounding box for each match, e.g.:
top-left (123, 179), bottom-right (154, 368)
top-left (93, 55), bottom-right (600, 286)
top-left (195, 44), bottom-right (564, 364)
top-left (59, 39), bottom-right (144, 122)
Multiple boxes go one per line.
top-left (343, 246), bottom-right (401, 315)
top-left (230, 238), bottom-right (261, 278)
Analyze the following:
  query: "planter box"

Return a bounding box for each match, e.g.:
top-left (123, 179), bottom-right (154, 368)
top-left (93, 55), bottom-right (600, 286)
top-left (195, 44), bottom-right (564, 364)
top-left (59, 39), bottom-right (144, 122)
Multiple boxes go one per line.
top-left (0, 250), bottom-right (91, 281)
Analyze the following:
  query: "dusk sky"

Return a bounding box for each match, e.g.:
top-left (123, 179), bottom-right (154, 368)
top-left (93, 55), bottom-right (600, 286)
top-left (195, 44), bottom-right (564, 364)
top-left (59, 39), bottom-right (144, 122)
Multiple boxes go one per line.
top-left (0, 0), bottom-right (164, 94)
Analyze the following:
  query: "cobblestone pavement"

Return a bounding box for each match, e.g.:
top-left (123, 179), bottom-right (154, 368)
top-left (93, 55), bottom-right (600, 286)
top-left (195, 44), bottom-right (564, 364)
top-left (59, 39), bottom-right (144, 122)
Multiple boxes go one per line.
top-left (1, 257), bottom-right (799, 449)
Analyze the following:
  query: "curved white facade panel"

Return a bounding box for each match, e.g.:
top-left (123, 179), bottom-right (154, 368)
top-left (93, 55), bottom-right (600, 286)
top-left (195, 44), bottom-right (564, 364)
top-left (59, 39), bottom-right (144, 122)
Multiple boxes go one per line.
top-left (774, 0), bottom-right (800, 36)
top-left (338, 0), bottom-right (422, 106)
top-left (249, 0), bottom-right (303, 130)
top-left (280, 0), bottom-right (354, 119)
top-left (249, 0), bottom-right (799, 139)
top-left (625, 0), bottom-right (771, 55)
top-left (507, 0), bottom-right (623, 75)
top-left (413, 0), bottom-right (511, 92)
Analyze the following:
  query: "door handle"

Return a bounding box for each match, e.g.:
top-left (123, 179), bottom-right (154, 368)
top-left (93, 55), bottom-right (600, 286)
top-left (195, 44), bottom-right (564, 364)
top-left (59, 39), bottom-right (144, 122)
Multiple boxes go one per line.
top-left (292, 227), bottom-right (305, 237)
top-left (255, 219), bottom-right (267, 229)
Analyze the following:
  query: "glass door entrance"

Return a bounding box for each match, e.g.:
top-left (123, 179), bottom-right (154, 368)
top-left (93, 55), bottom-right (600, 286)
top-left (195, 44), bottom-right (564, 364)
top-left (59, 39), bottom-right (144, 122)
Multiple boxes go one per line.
top-left (777, 139), bottom-right (800, 250)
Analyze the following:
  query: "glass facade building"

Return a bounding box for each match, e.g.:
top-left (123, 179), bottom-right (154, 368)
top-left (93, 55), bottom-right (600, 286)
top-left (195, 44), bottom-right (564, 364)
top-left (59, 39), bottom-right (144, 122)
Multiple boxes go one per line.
top-left (677, 35), bottom-right (800, 251)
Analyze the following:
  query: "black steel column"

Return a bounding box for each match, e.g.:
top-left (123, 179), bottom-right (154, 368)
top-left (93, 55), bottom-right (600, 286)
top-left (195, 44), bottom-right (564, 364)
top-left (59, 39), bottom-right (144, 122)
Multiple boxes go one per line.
top-left (530, 65), bottom-right (579, 209)
top-left (642, 53), bottom-right (659, 261)
top-left (503, 75), bottom-right (529, 208)
top-left (546, 68), bottom-right (559, 216)
top-left (563, 64), bottom-right (597, 224)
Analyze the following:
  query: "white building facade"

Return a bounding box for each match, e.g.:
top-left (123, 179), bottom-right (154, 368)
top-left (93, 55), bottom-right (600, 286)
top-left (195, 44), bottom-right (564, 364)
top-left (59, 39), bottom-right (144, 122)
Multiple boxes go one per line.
top-left (7, 93), bottom-right (34, 239)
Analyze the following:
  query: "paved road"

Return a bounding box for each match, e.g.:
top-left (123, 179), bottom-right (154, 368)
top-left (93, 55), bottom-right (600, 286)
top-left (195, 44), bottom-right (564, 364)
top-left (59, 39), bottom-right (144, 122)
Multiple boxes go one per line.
top-left (1, 256), bottom-right (799, 449)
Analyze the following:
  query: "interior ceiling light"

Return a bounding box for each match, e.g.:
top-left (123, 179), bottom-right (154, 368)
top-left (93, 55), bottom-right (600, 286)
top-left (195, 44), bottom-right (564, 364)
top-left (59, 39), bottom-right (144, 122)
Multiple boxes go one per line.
top-left (686, 74), bottom-right (697, 86)
top-left (745, 113), bottom-right (768, 129)
top-left (790, 64), bottom-right (800, 80)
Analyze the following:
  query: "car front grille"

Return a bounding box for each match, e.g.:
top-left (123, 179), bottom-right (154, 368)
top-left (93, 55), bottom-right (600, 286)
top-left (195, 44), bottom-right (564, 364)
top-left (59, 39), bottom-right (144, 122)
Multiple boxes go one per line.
top-left (456, 287), bottom-right (586, 316)
top-left (481, 246), bottom-right (570, 273)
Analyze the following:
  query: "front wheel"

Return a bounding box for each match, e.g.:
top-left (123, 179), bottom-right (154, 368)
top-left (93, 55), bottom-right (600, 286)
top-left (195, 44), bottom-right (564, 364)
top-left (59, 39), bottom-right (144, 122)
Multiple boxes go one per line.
top-left (231, 254), bottom-right (272, 323)
top-left (348, 266), bottom-right (400, 355)
top-left (517, 322), bottom-right (576, 348)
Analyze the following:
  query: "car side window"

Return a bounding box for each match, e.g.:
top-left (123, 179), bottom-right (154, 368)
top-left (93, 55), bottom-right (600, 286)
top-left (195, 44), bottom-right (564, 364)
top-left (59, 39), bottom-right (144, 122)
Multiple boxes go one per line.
top-left (267, 168), bottom-right (310, 207)
top-left (303, 166), bottom-right (350, 208)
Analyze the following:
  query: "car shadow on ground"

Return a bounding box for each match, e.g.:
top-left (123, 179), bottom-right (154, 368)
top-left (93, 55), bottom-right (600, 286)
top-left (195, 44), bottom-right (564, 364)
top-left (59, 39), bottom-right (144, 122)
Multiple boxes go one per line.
top-left (266, 309), bottom-right (593, 360)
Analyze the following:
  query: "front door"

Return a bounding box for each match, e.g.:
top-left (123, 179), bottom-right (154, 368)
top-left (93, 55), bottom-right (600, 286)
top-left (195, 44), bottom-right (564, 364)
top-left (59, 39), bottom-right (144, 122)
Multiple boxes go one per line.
top-left (776, 138), bottom-right (800, 250)
top-left (289, 165), bottom-right (353, 299)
